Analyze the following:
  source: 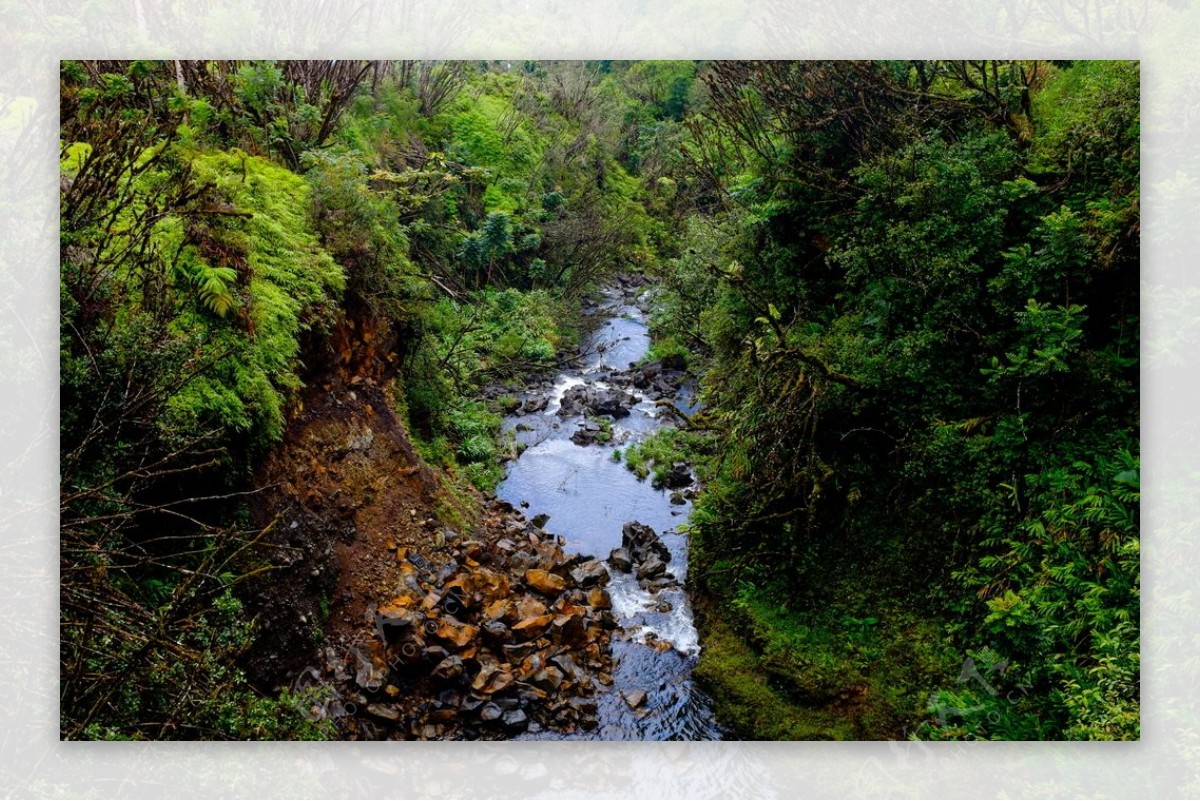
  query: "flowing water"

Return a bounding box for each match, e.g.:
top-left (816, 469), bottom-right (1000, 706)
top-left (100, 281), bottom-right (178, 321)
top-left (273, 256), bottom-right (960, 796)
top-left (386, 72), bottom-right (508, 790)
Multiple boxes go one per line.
top-left (496, 289), bottom-right (726, 740)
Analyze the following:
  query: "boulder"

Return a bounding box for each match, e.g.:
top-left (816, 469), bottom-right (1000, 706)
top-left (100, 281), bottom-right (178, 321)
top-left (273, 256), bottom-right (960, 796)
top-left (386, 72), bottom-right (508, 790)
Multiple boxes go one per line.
top-left (472, 664), bottom-right (516, 694)
top-left (512, 613), bottom-right (554, 640)
top-left (431, 655), bottom-right (465, 682)
top-left (621, 521), bottom-right (671, 566)
top-left (502, 709), bottom-right (529, 731)
top-left (663, 462), bottom-right (692, 489)
top-left (569, 559), bottom-right (608, 588)
top-left (636, 553), bottom-right (668, 581)
top-left (432, 619), bottom-right (479, 650)
top-left (524, 568), bottom-right (567, 595)
top-left (608, 546), bottom-right (633, 573)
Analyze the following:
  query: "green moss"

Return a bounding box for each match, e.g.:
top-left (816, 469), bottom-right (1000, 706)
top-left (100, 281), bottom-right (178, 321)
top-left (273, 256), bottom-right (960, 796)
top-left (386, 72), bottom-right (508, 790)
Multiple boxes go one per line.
top-left (694, 579), bottom-right (958, 740)
top-left (695, 611), bottom-right (856, 740)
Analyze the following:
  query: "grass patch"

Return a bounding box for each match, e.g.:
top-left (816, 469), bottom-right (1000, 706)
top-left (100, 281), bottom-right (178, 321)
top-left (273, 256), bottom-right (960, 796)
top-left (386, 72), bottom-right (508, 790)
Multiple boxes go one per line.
top-left (694, 609), bottom-right (856, 740)
top-left (623, 426), bottom-right (709, 485)
top-left (694, 577), bottom-right (958, 740)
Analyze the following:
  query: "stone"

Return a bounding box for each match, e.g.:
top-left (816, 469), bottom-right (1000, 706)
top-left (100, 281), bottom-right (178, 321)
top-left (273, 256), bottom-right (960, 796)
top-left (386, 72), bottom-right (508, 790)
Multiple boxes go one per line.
top-left (502, 709), bottom-right (529, 731)
top-left (481, 620), bottom-right (509, 643)
top-left (569, 559), bottom-right (608, 588)
top-left (552, 611), bottom-right (588, 646)
top-left (608, 546), bottom-right (633, 573)
top-left (431, 655), bottom-right (464, 682)
top-left (531, 513), bottom-right (550, 529)
top-left (586, 587), bottom-right (612, 611)
top-left (571, 427), bottom-right (598, 446)
top-left (483, 599), bottom-right (509, 621)
top-left (531, 666), bottom-right (565, 692)
top-left (524, 568), bottom-right (567, 595)
top-left (622, 689), bottom-right (647, 709)
top-left (479, 702), bottom-right (503, 722)
top-left (472, 664), bottom-right (516, 694)
top-left (366, 703), bottom-right (401, 722)
top-left (512, 613), bottom-right (554, 640)
top-left (637, 553), bottom-right (668, 581)
top-left (433, 619), bottom-right (479, 650)
top-left (664, 462), bottom-right (692, 489)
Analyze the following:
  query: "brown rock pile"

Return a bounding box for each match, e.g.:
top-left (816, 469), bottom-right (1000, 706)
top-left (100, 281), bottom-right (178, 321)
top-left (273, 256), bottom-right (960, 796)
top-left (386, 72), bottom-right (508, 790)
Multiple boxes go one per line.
top-left (301, 500), bottom-right (616, 740)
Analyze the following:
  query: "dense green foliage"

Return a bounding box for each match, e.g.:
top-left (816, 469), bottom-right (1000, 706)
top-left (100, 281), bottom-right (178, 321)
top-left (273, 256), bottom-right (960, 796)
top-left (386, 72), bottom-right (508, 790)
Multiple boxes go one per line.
top-left (60, 59), bottom-right (1137, 741)
top-left (649, 60), bottom-right (1139, 740)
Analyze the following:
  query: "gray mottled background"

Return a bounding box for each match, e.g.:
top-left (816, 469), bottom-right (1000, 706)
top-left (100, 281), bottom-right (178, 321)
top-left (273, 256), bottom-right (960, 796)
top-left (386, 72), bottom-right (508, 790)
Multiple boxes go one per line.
top-left (1, 0), bottom-right (1191, 797)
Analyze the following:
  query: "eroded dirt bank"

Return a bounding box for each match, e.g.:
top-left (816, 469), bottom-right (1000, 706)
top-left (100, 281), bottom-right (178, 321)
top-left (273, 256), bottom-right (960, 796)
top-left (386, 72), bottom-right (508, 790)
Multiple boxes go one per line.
top-left (241, 307), bottom-right (616, 739)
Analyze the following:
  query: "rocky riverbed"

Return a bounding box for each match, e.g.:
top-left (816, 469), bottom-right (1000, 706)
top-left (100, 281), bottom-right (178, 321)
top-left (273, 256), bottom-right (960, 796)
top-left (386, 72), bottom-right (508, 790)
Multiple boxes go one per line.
top-left (279, 276), bottom-right (723, 740)
top-left (290, 498), bottom-right (618, 739)
top-left (494, 277), bottom-right (726, 740)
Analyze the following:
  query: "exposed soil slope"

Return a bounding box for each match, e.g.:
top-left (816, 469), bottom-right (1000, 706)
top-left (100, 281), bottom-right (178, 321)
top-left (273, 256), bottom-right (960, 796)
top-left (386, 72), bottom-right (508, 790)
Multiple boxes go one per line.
top-left (242, 309), bottom-right (615, 739)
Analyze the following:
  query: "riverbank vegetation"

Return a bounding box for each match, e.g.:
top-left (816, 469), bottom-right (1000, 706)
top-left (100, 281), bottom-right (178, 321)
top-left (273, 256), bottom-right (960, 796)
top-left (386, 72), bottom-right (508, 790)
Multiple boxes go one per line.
top-left (60, 59), bottom-right (1138, 740)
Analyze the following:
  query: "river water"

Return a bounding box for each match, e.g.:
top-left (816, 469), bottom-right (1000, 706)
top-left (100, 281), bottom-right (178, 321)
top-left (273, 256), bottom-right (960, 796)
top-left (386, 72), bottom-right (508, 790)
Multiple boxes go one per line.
top-left (496, 288), bottom-right (726, 741)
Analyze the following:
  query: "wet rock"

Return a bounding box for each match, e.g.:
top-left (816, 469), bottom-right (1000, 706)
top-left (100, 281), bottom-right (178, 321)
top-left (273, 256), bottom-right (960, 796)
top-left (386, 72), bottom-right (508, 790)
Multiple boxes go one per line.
top-left (521, 395), bottom-right (548, 414)
top-left (530, 513), bottom-right (550, 529)
top-left (571, 426), bottom-right (600, 446)
top-left (569, 559), bottom-right (608, 588)
top-left (608, 546), bottom-right (633, 573)
top-left (512, 613), bottom-right (554, 640)
top-left (644, 575), bottom-right (678, 592)
top-left (479, 702), bottom-right (503, 723)
top-left (587, 587), bottom-right (612, 611)
top-left (669, 492), bottom-right (686, 505)
top-left (366, 703), bottom-right (401, 722)
top-left (472, 664), bottom-right (516, 694)
top-left (502, 709), bottom-right (529, 731)
top-left (663, 462), bottom-right (692, 489)
top-left (481, 620), bottom-right (509, 643)
top-left (622, 689), bottom-right (647, 709)
top-left (558, 386), bottom-right (637, 419)
top-left (637, 553), bottom-right (668, 581)
top-left (622, 522), bottom-right (671, 566)
top-left (431, 655), bottom-right (465, 682)
top-left (524, 569), bottom-right (566, 595)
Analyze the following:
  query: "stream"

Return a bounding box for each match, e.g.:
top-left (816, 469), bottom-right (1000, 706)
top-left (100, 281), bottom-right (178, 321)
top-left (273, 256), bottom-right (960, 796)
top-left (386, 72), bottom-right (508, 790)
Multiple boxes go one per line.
top-left (495, 286), bottom-right (726, 741)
